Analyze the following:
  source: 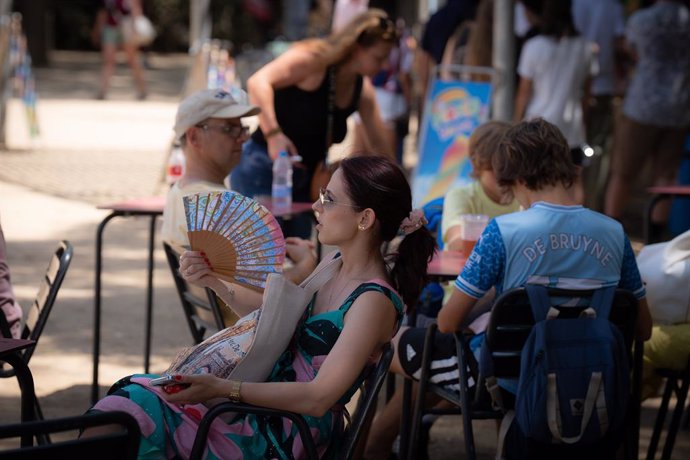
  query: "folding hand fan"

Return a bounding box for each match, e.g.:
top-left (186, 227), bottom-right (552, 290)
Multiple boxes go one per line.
top-left (183, 191), bottom-right (286, 291)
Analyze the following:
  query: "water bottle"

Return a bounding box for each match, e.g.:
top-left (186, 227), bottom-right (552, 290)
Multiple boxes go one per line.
top-left (166, 145), bottom-right (185, 185)
top-left (272, 150), bottom-right (292, 212)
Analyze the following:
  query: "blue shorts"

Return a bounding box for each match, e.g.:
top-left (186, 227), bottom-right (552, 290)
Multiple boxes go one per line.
top-left (101, 25), bottom-right (123, 46)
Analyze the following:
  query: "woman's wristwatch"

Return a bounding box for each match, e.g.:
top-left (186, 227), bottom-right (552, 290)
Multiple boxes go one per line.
top-left (227, 380), bottom-right (242, 402)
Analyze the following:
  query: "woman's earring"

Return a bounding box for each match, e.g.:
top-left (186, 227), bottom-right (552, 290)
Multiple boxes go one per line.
top-left (358, 224), bottom-right (366, 231)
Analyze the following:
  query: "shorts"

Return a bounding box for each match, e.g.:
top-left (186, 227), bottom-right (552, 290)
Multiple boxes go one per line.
top-left (101, 24), bottom-right (123, 46)
top-left (399, 327), bottom-right (520, 394)
top-left (611, 114), bottom-right (689, 181)
top-left (398, 327), bottom-right (464, 392)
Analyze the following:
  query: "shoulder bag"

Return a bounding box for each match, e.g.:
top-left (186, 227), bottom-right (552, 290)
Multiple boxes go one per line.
top-left (167, 252), bottom-right (342, 382)
top-left (309, 67), bottom-right (337, 201)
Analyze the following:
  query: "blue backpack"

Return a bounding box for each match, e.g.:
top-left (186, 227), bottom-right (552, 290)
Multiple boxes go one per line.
top-left (513, 285), bottom-right (630, 446)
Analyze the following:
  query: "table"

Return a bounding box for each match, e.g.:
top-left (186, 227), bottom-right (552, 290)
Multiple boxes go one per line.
top-left (92, 196), bottom-right (165, 404)
top-left (0, 338), bottom-right (37, 447)
top-left (645, 185), bottom-right (690, 244)
top-left (427, 250), bottom-right (467, 281)
top-left (91, 196), bottom-right (315, 404)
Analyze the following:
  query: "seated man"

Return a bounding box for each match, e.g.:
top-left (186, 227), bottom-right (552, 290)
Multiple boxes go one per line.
top-left (365, 118), bottom-right (653, 460)
top-left (161, 89), bottom-right (318, 324)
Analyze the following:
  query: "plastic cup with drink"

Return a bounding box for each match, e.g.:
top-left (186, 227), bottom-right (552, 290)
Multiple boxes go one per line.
top-left (459, 214), bottom-right (490, 256)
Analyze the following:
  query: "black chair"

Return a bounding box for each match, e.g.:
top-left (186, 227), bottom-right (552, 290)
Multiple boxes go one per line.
top-left (0, 240), bottom-right (73, 441)
top-left (189, 343), bottom-right (395, 460)
top-left (162, 241), bottom-right (231, 344)
top-left (400, 287), bottom-right (642, 460)
top-left (646, 356), bottom-right (690, 460)
top-left (0, 411), bottom-right (140, 459)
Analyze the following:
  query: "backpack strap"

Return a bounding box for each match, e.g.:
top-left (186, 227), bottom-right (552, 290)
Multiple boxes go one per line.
top-left (525, 284), bottom-right (616, 321)
top-left (525, 284), bottom-right (559, 321)
top-left (480, 343), bottom-right (507, 412)
top-left (495, 410), bottom-right (516, 460)
top-left (588, 285), bottom-right (615, 319)
top-left (547, 371), bottom-right (609, 444)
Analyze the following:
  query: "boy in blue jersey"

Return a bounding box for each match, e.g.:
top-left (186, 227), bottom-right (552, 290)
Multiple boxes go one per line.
top-left (409, 116), bottom-right (652, 386)
top-left (364, 119), bottom-right (652, 459)
top-left (436, 118), bottom-right (652, 339)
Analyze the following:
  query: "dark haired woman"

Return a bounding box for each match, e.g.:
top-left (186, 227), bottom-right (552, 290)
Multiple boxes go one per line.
top-left (84, 156), bottom-right (436, 459)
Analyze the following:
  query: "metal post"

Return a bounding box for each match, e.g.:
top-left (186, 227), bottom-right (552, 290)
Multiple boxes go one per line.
top-left (492, 0), bottom-right (515, 121)
top-left (189, 0), bottom-right (211, 54)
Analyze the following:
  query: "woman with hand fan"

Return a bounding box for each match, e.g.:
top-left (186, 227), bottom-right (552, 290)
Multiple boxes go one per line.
top-left (84, 156), bottom-right (436, 459)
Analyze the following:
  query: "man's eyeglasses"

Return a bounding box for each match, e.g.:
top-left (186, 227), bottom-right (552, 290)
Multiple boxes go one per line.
top-left (196, 123), bottom-right (249, 139)
top-left (318, 187), bottom-right (361, 209)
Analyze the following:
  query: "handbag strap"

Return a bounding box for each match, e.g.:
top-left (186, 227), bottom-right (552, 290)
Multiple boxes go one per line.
top-left (300, 252), bottom-right (342, 293)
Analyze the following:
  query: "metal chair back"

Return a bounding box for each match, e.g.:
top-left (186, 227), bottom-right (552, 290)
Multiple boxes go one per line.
top-left (189, 344), bottom-right (395, 460)
top-left (162, 241), bottom-right (227, 344)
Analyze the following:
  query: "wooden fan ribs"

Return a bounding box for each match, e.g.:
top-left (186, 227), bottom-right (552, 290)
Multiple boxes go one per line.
top-left (184, 191), bottom-right (287, 292)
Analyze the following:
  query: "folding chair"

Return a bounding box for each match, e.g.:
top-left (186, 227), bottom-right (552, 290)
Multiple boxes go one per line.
top-left (646, 356), bottom-right (690, 460)
top-left (400, 287), bottom-right (642, 460)
top-left (0, 240), bottom-right (73, 443)
top-left (0, 411), bottom-right (140, 459)
top-left (162, 241), bottom-right (231, 344)
top-left (189, 343), bottom-right (395, 460)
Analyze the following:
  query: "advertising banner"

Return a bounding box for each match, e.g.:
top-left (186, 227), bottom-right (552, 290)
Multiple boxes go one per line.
top-left (412, 79), bottom-right (492, 207)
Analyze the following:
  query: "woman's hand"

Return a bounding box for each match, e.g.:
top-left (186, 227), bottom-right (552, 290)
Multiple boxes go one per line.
top-left (284, 237), bottom-right (317, 284)
top-left (159, 373), bottom-right (226, 405)
top-left (179, 250), bottom-right (228, 296)
top-left (179, 250), bottom-right (264, 316)
top-left (285, 237), bottom-right (315, 265)
top-left (179, 250), bottom-right (215, 286)
top-left (267, 132), bottom-right (299, 161)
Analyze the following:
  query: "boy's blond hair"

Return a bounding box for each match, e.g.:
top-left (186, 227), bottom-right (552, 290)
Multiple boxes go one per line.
top-left (468, 120), bottom-right (511, 179)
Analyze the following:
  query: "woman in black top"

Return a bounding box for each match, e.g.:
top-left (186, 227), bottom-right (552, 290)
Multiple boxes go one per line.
top-left (231, 9), bottom-right (397, 238)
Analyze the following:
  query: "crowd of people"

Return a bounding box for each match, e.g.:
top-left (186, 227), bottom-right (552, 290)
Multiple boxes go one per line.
top-left (1, 1), bottom-right (689, 459)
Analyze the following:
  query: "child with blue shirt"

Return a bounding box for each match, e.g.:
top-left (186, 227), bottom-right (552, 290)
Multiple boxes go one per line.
top-left (364, 118), bottom-right (653, 460)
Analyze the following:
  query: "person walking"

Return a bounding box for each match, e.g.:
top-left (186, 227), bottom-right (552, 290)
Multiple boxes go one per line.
top-left (92, 0), bottom-right (148, 100)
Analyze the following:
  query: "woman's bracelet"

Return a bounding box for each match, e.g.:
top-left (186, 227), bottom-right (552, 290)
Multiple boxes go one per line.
top-left (264, 126), bottom-right (282, 138)
top-left (227, 380), bottom-right (242, 402)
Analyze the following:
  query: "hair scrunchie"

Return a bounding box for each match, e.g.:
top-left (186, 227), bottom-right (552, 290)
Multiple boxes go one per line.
top-left (398, 209), bottom-right (428, 236)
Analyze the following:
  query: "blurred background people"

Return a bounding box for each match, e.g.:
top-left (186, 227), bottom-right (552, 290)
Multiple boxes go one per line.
top-left (513, 0), bottom-right (595, 203)
top-left (92, 0), bottom-right (148, 100)
top-left (605, 0), bottom-right (690, 239)
top-left (572, 0), bottom-right (627, 210)
top-left (414, 0), bottom-right (479, 117)
top-left (513, 0), bottom-right (595, 157)
top-left (353, 17), bottom-right (414, 165)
